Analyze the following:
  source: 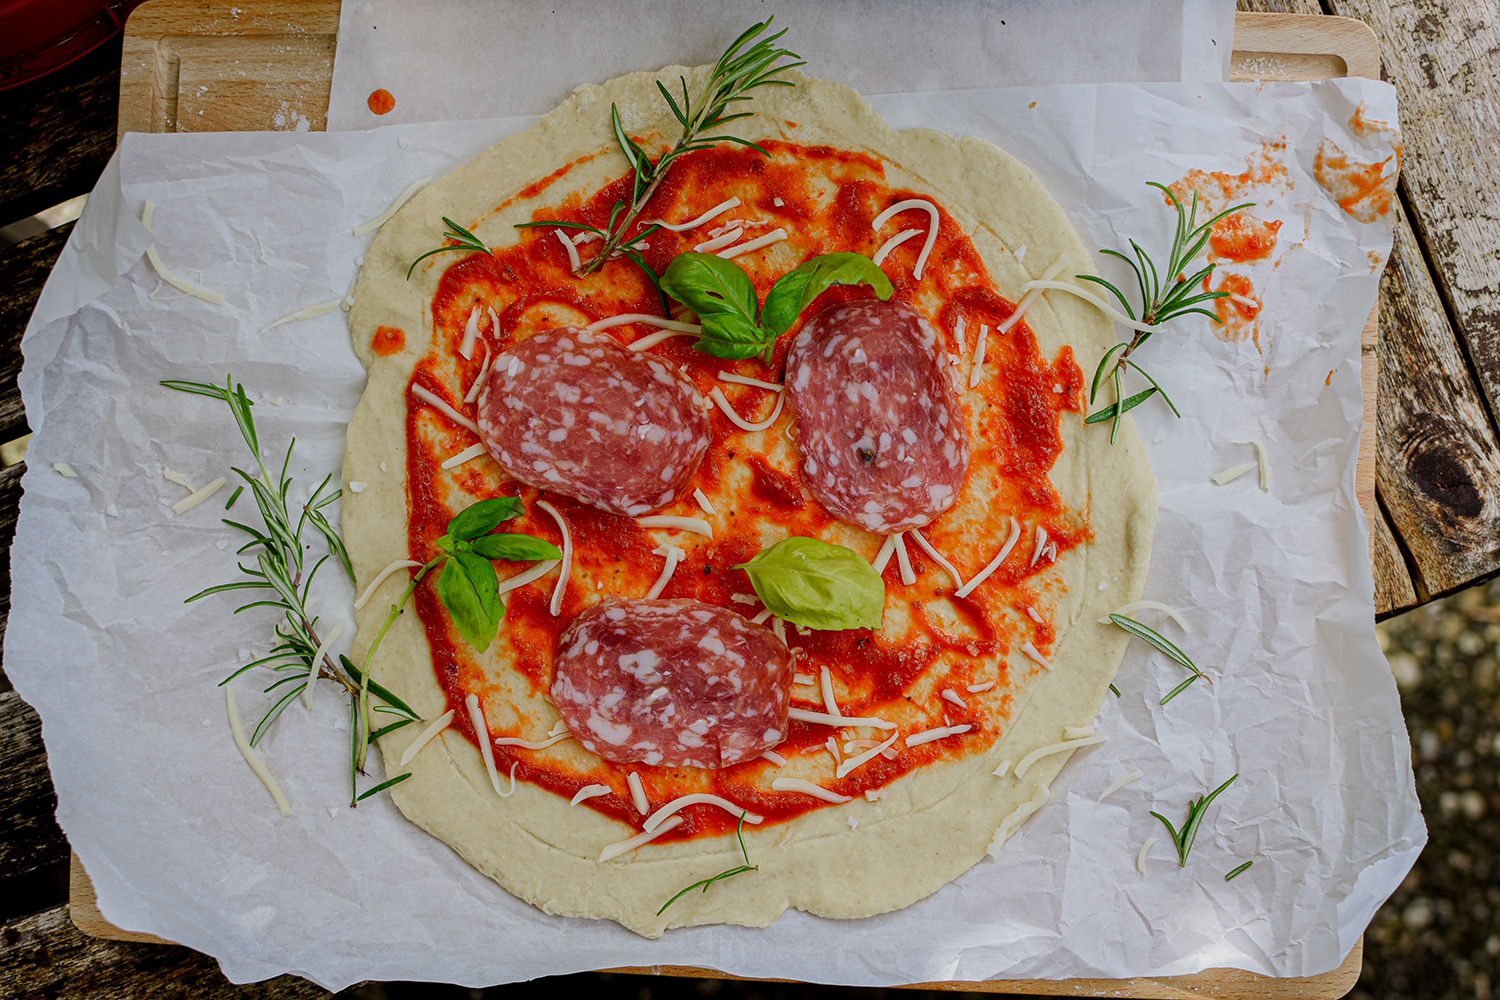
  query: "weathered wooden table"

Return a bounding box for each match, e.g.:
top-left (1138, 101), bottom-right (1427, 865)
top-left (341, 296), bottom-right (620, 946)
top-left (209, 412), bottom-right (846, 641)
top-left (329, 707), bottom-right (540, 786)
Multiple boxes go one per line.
top-left (3, 0), bottom-right (1497, 996)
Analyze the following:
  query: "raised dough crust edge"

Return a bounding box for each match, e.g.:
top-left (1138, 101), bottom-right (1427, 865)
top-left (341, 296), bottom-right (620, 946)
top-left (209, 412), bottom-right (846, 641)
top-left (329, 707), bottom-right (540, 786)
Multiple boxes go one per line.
top-left (343, 66), bottom-right (1158, 938)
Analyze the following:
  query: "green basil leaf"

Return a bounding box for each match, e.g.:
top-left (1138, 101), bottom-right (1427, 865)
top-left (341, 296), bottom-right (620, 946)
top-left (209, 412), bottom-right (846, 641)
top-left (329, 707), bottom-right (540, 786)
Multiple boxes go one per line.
top-left (438, 555), bottom-right (502, 652)
top-left (734, 536), bottom-right (885, 631)
top-left (446, 496), bottom-right (523, 541)
top-left (761, 252), bottom-right (895, 337)
top-left (469, 533), bottom-right (562, 562)
top-left (660, 252), bottom-right (772, 360)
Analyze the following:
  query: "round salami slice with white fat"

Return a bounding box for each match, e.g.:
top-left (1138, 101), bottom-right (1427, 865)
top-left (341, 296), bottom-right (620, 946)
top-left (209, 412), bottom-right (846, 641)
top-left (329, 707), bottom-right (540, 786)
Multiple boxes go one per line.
top-left (475, 327), bottom-right (712, 516)
top-left (550, 597), bottom-right (793, 769)
top-left (785, 299), bottom-right (970, 533)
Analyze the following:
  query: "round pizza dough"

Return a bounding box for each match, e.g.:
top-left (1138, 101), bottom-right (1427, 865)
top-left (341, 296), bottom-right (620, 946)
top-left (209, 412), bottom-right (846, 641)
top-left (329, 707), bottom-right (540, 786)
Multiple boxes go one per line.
top-left (343, 65), bottom-right (1157, 938)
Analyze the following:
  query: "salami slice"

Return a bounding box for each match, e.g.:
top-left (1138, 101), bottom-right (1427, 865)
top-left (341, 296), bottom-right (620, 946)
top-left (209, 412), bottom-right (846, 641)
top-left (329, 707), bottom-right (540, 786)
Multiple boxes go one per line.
top-left (550, 597), bottom-right (793, 769)
top-left (475, 328), bottom-right (712, 516)
top-left (785, 299), bottom-right (969, 533)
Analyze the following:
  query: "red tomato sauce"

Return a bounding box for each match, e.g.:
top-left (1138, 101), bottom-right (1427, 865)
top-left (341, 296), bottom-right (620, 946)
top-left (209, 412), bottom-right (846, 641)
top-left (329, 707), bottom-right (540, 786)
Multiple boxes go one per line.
top-left (403, 142), bottom-right (1088, 839)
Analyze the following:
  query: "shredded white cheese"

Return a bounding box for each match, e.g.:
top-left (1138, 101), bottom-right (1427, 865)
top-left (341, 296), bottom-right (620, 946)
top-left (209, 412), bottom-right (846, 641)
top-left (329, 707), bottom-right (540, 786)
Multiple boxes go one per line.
top-left (942, 689), bottom-right (968, 710)
top-left (772, 617), bottom-right (787, 643)
top-left (718, 227), bottom-right (789, 259)
top-left (1012, 735), bottom-right (1108, 779)
top-left (459, 306), bottom-right (481, 360)
top-left (496, 559), bottom-right (562, 597)
top-left (955, 516), bottom-right (1022, 598)
top-left (793, 673), bottom-right (816, 685)
top-left (717, 370), bottom-right (783, 392)
top-left (695, 226), bottom-right (745, 253)
top-left (771, 777), bottom-right (852, 804)
top-left (893, 532), bottom-right (917, 585)
top-left (1021, 641), bottom-right (1054, 671)
top-left (627, 771), bottom-right (649, 814)
top-left (587, 313), bottom-right (701, 334)
top-left (1212, 462), bottom-right (1256, 486)
top-left (710, 386), bottom-right (785, 432)
top-left (145, 244), bottom-right (225, 305)
top-left (967, 680), bottom-right (996, 693)
top-left (864, 788), bottom-right (886, 802)
top-left (53, 462), bottom-right (77, 478)
top-left (1098, 770), bottom-right (1144, 802)
top-left (1098, 600), bottom-right (1191, 632)
top-left (1232, 437), bottom-right (1272, 490)
top-left (348, 481), bottom-right (366, 494)
top-left (646, 544), bottom-right (686, 600)
top-left (997, 253), bottom-right (1072, 335)
top-left (463, 346), bottom-right (493, 405)
top-left (871, 534), bottom-right (898, 574)
top-left (872, 227), bottom-right (922, 266)
top-left (1020, 279), bottom-right (1170, 335)
top-left (163, 468), bottom-right (195, 490)
top-left (599, 815), bottom-right (684, 862)
top-left (761, 750), bottom-right (787, 766)
top-left (752, 609), bottom-right (774, 625)
top-left (298, 618), bottom-right (346, 708)
top-left (871, 199), bottom-right (940, 279)
top-left (534, 500), bottom-right (572, 616)
top-left (226, 687), bottom-right (292, 815)
top-left (571, 784), bottom-right (612, 807)
top-left (993, 759), bottom-right (1012, 778)
top-left (352, 176), bottom-right (430, 235)
top-left (820, 665), bottom-right (842, 718)
top-left (547, 720), bottom-right (569, 738)
top-left (173, 477), bottom-right (227, 514)
top-left (354, 559), bottom-right (423, 610)
top-left (645, 794), bottom-right (763, 832)
top-left (140, 200), bottom-right (155, 229)
top-left (1137, 837), bottom-right (1157, 874)
top-left (398, 709), bottom-right (455, 767)
top-left (263, 298), bottom-right (341, 332)
top-left (555, 229), bottom-right (582, 272)
top-left (493, 732), bottom-right (572, 751)
top-left (635, 515), bottom-right (713, 538)
top-left (692, 488), bottom-right (717, 515)
top-left (907, 529), bottom-right (964, 589)
top-left (1063, 725), bottom-right (1095, 739)
top-left (411, 384), bottom-right (480, 435)
top-left (465, 694), bottom-right (506, 799)
top-left (440, 442), bottom-right (487, 470)
top-left (968, 324), bottom-right (991, 389)
top-left (905, 724), bottom-right (972, 748)
top-left (730, 592), bottom-right (758, 605)
top-left (1031, 526), bottom-right (1051, 567)
top-left (825, 736), bottom-right (843, 764)
top-left (646, 197), bottom-right (741, 232)
top-left (835, 733), bottom-right (900, 778)
top-left (625, 328), bottom-right (699, 352)
top-left (788, 708), bottom-right (897, 731)
top-left (1027, 606), bottom-right (1045, 624)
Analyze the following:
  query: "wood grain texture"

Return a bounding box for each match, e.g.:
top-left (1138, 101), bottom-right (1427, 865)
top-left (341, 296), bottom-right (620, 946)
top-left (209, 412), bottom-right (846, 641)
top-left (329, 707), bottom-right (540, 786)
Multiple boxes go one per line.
top-left (0, 224), bottom-right (73, 442)
top-left (1, 903), bottom-right (338, 999)
top-left (1375, 203), bottom-right (1500, 596)
top-left (1327, 0), bottom-right (1500, 434)
top-left (0, 689), bottom-right (68, 882)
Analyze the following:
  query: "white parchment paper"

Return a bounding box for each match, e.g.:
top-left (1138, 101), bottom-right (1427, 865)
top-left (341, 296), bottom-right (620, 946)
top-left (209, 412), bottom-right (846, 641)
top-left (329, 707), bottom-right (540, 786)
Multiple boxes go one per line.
top-left (9, 78), bottom-right (1422, 989)
top-left (325, 0), bottom-right (1236, 130)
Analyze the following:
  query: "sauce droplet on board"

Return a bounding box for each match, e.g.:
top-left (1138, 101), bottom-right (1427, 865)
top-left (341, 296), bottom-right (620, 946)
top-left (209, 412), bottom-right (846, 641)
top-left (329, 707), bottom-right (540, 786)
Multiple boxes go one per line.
top-left (367, 89), bottom-right (396, 115)
top-left (372, 325), bottom-right (405, 356)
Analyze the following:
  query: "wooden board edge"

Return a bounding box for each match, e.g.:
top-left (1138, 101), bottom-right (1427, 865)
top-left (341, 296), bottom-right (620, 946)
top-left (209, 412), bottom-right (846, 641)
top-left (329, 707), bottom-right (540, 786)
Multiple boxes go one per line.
top-left (1233, 11), bottom-right (1381, 80)
top-left (69, 852), bottom-right (177, 946)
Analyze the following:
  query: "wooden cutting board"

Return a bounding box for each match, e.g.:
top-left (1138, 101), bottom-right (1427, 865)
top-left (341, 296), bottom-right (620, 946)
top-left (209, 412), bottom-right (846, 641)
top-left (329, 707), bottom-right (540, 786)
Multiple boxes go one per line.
top-left (78, 4), bottom-right (1382, 997)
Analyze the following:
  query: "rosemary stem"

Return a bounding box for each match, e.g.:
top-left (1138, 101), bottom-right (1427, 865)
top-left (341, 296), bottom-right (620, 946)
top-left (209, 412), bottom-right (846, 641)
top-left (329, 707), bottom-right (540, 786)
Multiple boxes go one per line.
top-left (579, 147), bottom-right (672, 277)
top-left (354, 557), bottom-right (442, 775)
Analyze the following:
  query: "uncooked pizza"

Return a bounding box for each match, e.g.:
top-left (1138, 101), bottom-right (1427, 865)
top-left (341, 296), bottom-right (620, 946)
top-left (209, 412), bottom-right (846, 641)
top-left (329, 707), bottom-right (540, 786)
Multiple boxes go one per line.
top-left (343, 55), bottom-right (1156, 937)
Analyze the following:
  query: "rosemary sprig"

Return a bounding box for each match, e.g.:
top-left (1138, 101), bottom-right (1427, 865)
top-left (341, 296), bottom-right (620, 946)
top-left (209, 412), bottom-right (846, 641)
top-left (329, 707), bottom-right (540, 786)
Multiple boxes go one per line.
top-left (1151, 773), bottom-right (1239, 867)
top-left (164, 376), bottom-right (417, 805)
top-left (1106, 613), bottom-right (1210, 703)
top-left (520, 19), bottom-right (802, 286)
top-left (407, 217), bottom-right (490, 280)
top-left (657, 812), bottom-right (758, 916)
top-left (1224, 860), bottom-right (1254, 881)
top-left (1083, 183), bottom-right (1253, 443)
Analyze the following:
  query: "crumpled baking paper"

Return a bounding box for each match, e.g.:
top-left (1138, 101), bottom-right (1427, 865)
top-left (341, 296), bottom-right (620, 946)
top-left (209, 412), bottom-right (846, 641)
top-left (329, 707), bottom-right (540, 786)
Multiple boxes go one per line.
top-left (8, 77), bottom-right (1421, 989)
top-left (325, 0), bottom-right (1236, 130)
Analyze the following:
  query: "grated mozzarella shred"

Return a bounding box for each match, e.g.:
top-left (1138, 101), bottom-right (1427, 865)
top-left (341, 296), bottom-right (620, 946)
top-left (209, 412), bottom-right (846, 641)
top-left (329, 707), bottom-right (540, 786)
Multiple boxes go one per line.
top-left (872, 227), bottom-right (922, 266)
top-left (761, 750), bottom-right (786, 766)
top-left (440, 442), bottom-right (487, 470)
top-left (1098, 769), bottom-right (1144, 802)
top-left (1021, 641), bottom-right (1054, 671)
top-left (871, 200), bottom-right (940, 279)
top-left (871, 534), bottom-right (898, 574)
top-left (172, 477), bottom-right (226, 514)
top-left (1031, 526), bottom-right (1051, 567)
top-left (710, 386), bottom-right (785, 432)
top-left (820, 665), bottom-right (842, 718)
top-left (535, 500), bottom-right (572, 616)
top-left (625, 328), bottom-right (699, 352)
top-left (354, 558), bottom-right (424, 610)
top-left (460, 307), bottom-right (481, 360)
top-left (771, 777), bottom-right (852, 804)
top-left (647, 197), bottom-right (741, 232)
top-left (836, 733), bottom-right (900, 778)
top-left (942, 689), bottom-right (968, 710)
top-left (636, 515), bottom-right (713, 538)
top-left (646, 544), bottom-right (686, 600)
top-left (1137, 837), bottom-right (1157, 874)
top-left (644, 794), bottom-right (763, 832)
top-left (693, 488), bottom-right (717, 515)
top-left (1012, 735), bottom-right (1108, 779)
top-left (1212, 462), bottom-right (1256, 486)
top-left (1098, 600), bottom-right (1191, 632)
top-left (788, 707), bottom-right (897, 731)
top-left (1232, 438), bottom-right (1272, 490)
top-left (398, 709), bottom-right (455, 767)
top-left (967, 680), bottom-right (996, 693)
top-left (695, 227), bottom-right (744, 253)
top-left (718, 228), bottom-right (789, 259)
top-left (463, 345), bottom-right (493, 404)
top-left (352, 177), bottom-right (431, 235)
top-left (496, 559), bottom-right (562, 597)
top-left (717, 370), bottom-right (783, 392)
top-left (955, 516), bottom-right (1022, 598)
top-left (627, 771), bottom-right (649, 814)
top-left (555, 229), bottom-right (582, 272)
top-left (997, 253), bottom-right (1072, 334)
top-left (993, 759), bottom-right (1012, 778)
top-left (263, 298), bottom-right (341, 332)
top-left (571, 784), bottom-right (612, 807)
top-left (893, 532), bottom-right (917, 585)
top-left (908, 529), bottom-right (964, 589)
top-left (905, 724), bottom-right (972, 748)
top-left (465, 694), bottom-right (508, 799)
top-left (226, 687), bottom-right (292, 815)
top-left (599, 815), bottom-right (684, 862)
top-left (145, 244), bottom-right (226, 305)
top-left (588, 313), bottom-right (702, 334)
top-left (968, 324), bottom-right (991, 388)
top-left (53, 462), bottom-right (77, 478)
top-left (411, 384), bottom-right (480, 435)
top-left (1064, 725), bottom-right (1095, 739)
top-left (493, 732), bottom-right (572, 751)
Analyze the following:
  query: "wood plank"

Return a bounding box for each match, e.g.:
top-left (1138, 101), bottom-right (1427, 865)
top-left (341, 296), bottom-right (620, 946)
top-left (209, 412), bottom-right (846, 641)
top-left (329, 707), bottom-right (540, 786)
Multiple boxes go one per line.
top-left (1327, 0), bottom-right (1500, 434)
top-left (1232, 10), bottom-right (1381, 79)
top-left (0, 224), bottom-right (73, 445)
top-left (1374, 202), bottom-right (1500, 594)
top-left (1, 903), bottom-right (336, 999)
top-left (0, 690), bottom-right (68, 882)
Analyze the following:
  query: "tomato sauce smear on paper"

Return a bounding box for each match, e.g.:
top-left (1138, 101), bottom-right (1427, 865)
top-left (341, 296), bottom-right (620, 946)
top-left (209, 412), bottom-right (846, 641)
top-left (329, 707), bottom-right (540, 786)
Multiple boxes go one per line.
top-left (403, 142), bottom-right (1089, 841)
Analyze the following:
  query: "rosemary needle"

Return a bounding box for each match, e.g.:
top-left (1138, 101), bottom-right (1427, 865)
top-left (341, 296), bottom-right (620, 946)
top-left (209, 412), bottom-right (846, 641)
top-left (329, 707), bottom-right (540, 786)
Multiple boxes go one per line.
top-left (224, 485), bottom-right (243, 510)
top-left (1151, 773), bottom-right (1239, 867)
top-left (1224, 860), bottom-right (1254, 881)
top-left (657, 813), bottom-right (758, 916)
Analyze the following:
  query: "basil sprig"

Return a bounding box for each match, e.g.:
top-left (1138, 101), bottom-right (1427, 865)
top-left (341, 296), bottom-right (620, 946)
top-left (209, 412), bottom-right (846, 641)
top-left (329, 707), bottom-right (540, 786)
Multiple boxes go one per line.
top-left (433, 497), bottom-right (561, 652)
top-left (660, 251), bottom-right (893, 359)
top-left (735, 536), bottom-right (886, 631)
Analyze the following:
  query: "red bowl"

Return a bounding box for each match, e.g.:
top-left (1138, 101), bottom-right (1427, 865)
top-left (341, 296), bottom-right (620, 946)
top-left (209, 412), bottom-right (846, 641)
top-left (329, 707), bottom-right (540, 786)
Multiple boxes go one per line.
top-left (0, 0), bottom-right (146, 91)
